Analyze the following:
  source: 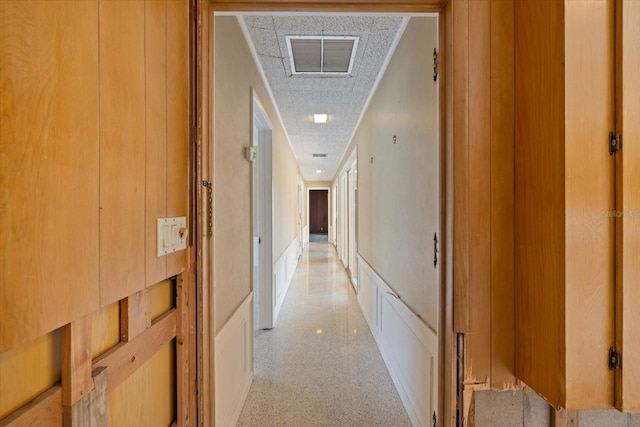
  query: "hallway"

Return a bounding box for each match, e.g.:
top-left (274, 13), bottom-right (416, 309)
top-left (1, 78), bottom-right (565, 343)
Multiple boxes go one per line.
top-left (237, 243), bottom-right (411, 426)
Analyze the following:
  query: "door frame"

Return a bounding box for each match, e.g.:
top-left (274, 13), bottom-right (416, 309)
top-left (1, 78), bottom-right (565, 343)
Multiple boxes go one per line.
top-left (332, 183), bottom-right (338, 246)
top-left (338, 171), bottom-right (349, 266)
top-left (347, 158), bottom-right (357, 289)
top-left (337, 147), bottom-right (357, 270)
top-left (306, 187), bottom-right (330, 243)
top-left (298, 181), bottom-right (304, 256)
top-left (251, 89), bottom-right (274, 331)
top-left (197, 2), bottom-right (453, 426)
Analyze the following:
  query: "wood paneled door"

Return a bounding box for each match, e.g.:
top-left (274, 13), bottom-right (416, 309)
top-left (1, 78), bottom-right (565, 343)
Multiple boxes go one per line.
top-left (309, 189), bottom-right (329, 234)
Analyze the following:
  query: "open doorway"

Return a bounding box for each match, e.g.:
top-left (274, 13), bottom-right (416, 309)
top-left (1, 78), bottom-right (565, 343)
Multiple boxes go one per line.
top-left (308, 189), bottom-right (329, 242)
top-left (201, 8), bottom-right (450, 427)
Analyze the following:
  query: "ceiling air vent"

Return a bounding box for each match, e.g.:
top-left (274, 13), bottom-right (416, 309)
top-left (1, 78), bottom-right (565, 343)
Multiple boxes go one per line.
top-left (312, 153), bottom-right (328, 158)
top-left (286, 36), bottom-right (359, 75)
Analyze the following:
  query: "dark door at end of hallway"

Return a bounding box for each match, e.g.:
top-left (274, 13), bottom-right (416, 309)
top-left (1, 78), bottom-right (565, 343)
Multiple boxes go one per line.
top-left (309, 190), bottom-right (328, 234)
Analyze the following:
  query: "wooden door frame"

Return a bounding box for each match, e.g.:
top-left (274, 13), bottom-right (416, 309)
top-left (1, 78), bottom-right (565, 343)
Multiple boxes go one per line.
top-left (196, 1), bottom-right (457, 426)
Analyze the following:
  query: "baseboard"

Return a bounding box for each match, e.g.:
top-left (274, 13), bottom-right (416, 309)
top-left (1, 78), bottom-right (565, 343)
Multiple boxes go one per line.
top-left (357, 256), bottom-right (438, 427)
top-left (215, 293), bottom-right (254, 427)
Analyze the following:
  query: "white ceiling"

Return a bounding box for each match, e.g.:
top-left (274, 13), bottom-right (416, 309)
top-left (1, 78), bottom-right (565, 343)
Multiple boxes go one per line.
top-left (240, 15), bottom-right (405, 181)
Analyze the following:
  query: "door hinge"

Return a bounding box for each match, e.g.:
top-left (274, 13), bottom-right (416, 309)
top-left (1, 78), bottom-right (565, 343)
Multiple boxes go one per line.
top-left (609, 132), bottom-right (621, 155)
top-left (433, 48), bottom-right (439, 82)
top-left (433, 411), bottom-right (437, 427)
top-left (203, 180), bottom-right (213, 238)
top-left (609, 346), bottom-right (621, 370)
top-left (433, 232), bottom-right (439, 268)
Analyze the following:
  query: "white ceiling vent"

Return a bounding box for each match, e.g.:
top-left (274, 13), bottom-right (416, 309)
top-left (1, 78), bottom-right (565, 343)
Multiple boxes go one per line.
top-left (286, 36), bottom-right (359, 75)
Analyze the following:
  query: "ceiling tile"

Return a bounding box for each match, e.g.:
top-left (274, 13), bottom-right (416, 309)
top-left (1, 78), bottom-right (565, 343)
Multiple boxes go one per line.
top-left (242, 15), bottom-right (405, 180)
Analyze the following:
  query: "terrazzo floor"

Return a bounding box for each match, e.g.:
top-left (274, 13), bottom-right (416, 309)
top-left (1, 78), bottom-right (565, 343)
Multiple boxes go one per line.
top-left (237, 242), bottom-right (412, 427)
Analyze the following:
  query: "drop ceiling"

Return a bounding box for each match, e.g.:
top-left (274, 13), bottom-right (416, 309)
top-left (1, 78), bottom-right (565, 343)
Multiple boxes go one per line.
top-left (240, 15), bottom-right (406, 181)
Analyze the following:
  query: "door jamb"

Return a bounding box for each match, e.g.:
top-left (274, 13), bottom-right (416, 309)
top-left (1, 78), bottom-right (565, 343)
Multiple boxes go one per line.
top-left (198, 3), bottom-right (452, 427)
top-left (252, 89), bottom-right (274, 331)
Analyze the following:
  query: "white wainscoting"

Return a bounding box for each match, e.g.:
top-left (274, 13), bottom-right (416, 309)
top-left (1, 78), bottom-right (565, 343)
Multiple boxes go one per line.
top-left (215, 293), bottom-right (254, 427)
top-left (273, 236), bottom-right (300, 325)
top-left (358, 256), bottom-right (438, 427)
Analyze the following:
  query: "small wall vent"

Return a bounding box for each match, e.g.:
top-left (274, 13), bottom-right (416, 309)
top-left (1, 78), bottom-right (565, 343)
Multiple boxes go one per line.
top-left (286, 36), bottom-right (359, 75)
top-left (312, 153), bottom-right (328, 158)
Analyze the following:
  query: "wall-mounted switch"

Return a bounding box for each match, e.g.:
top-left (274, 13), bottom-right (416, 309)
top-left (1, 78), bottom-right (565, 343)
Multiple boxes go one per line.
top-left (157, 217), bottom-right (188, 256)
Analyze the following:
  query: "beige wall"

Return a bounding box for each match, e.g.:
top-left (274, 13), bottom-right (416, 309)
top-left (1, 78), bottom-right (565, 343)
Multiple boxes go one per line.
top-left (214, 17), bottom-right (302, 332)
top-left (334, 17), bottom-right (438, 325)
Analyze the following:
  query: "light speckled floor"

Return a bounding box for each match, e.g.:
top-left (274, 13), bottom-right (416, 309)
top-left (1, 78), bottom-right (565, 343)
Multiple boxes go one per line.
top-left (237, 243), bottom-right (411, 427)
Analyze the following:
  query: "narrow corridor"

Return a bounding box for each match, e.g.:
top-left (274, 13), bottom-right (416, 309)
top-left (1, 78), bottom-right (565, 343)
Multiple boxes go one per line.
top-left (237, 243), bottom-right (411, 426)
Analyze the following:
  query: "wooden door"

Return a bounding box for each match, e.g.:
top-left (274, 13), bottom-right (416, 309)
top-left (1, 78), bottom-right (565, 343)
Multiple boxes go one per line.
top-left (515, 0), bottom-right (615, 408)
top-left (309, 190), bottom-right (328, 234)
top-left (615, 0), bottom-right (640, 412)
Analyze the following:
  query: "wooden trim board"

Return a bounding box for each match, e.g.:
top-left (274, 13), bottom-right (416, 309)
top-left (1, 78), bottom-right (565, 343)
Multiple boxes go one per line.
top-left (92, 309), bottom-right (177, 394)
top-left (0, 387), bottom-right (62, 427)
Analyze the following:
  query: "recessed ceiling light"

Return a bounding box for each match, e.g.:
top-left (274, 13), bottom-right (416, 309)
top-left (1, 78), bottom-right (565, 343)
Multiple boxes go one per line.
top-left (313, 114), bottom-right (328, 124)
top-left (315, 170), bottom-right (322, 174)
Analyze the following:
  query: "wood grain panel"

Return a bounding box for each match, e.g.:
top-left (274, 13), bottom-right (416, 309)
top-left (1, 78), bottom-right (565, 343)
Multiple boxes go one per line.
top-left (0, 386), bottom-right (61, 427)
top-left (563, 0), bottom-right (614, 408)
top-left (490, 0), bottom-right (516, 389)
top-left (166, 0), bottom-right (190, 277)
top-left (108, 343), bottom-right (176, 427)
top-left (145, 0), bottom-right (169, 287)
top-left (91, 302), bottom-right (120, 359)
top-left (616, 0), bottom-right (640, 413)
top-left (0, 0), bottom-right (100, 352)
top-left (150, 279), bottom-right (174, 321)
top-left (452, 0), bottom-right (470, 334)
top-left (515, 0), bottom-right (615, 409)
top-left (99, 0), bottom-right (146, 305)
top-left (0, 330), bottom-right (62, 419)
top-left (466, 0), bottom-right (491, 386)
top-left (514, 0), bottom-right (566, 407)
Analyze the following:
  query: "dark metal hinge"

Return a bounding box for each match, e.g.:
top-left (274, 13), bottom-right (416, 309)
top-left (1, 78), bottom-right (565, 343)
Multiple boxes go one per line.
top-left (433, 48), bottom-right (439, 82)
top-left (433, 232), bottom-right (439, 268)
top-left (609, 132), bottom-right (621, 155)
top-left (609, 346), bottom-right (621, 370)
top-left (203, 180), bottom-right (213, 238)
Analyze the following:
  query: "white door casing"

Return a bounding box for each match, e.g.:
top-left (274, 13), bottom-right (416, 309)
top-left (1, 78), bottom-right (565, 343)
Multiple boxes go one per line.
top-left (252, 90), bottom-right (274, 330)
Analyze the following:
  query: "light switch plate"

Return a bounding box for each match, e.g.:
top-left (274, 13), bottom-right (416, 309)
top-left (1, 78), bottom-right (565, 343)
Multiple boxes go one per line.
top-left (157, 217), bottom-right (187, 257)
